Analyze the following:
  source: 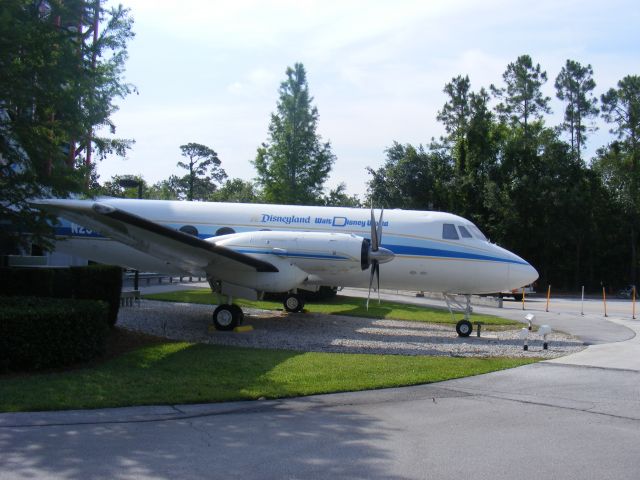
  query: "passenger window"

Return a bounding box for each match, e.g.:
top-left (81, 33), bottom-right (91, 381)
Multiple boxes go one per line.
top-left (458, 226), bottom-right (473, 238)
top-left (442, 223), bottom-right (459, 240)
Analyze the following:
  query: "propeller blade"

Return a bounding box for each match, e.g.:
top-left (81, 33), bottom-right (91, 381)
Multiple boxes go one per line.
top-left (366, 261), bottom-right (377, 310)
top-left (377, 208), bottom-right (384, 248)
top-left (370, 205), bottom-right (379, 251)
top-left (375, 261), bottom-right (381, 304)
top-left (368, 204), bottom-right (390, 308)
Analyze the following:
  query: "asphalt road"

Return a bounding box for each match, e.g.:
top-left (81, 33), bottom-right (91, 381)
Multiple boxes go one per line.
top-left (1, 286), bottom-right (639, 480)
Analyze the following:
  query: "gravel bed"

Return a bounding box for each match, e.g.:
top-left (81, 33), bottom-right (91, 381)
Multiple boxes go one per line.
top-left (117, 300), bottom-right (586, 358)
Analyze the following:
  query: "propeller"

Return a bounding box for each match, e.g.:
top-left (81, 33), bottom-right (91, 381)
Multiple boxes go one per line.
top-left (366, 205), bottom-right (394, 309)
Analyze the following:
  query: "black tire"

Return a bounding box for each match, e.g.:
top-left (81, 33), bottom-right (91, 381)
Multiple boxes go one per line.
top-left (456, 319), bottom-right (473, 337)
top-left (284, 293), bottom-right (305, 313)
top-left (212, 304), bottom-right (240, 331)
top-left (230, 304), bottom-right (244, 325)
top-left (512, 294), bottom-right (523, 302)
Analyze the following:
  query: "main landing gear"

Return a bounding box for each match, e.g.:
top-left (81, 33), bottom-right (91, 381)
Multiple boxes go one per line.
top-left (444, 293), bottom-right (474, 337)
top-left (210, 292), bottom-right (305, 331)
top-left (212, 304), bottom-right (244, 331)
top-left (283, 292), bottom-right (305, 313)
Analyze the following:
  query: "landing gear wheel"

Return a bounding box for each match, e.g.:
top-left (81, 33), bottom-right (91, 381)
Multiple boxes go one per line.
top-left (229, 304), bottom-right (244, 325)
top-left (456, 319), bottom-right (473, 337)
top-left (284, 293), bottom-right (305, 313)
top-left (212, 304), bottom-right (240, 331)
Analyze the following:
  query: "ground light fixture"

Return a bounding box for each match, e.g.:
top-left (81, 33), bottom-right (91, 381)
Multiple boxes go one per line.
top-left (539, 324), bottom-right (552, 350)
top-left (519, 327), bottom-right (530, 351)
top-left (525, 313), bottom-right (535, 330)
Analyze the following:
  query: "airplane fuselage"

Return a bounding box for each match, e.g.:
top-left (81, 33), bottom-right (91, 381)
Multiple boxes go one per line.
top-left (51, 199), bottom-right (537, 295)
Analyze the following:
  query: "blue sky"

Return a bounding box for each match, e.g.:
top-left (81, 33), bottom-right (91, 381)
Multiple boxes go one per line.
top-left (99, 0), bottom-right (640, 197)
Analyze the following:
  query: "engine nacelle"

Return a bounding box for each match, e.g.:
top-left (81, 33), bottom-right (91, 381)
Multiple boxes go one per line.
top-left (211, 231), bottom-right (369, 289)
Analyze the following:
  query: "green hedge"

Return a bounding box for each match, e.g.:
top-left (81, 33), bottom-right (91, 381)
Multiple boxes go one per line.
top-left (69, 266), bottom-right (122, 326)
top-left (0, 265), bottom-right (122, 326)
top-left (0, 296), bottom-right (110, 373)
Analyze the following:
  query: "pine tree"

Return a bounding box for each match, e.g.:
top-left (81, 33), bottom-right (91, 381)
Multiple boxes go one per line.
top-left (491, 54), bottom-right (551, 135)
top-left (178, 143), bottom-right (226, 201)
top-left (253, 63), bottom-right (335, 205)
top-left (555, 59), bottom-right (599, 160)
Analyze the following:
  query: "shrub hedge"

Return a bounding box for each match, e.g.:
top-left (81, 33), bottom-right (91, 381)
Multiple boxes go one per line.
top-left (0, 296), bottom-right (109, 373)
top-left (0, 265), bottom-right (122, 326)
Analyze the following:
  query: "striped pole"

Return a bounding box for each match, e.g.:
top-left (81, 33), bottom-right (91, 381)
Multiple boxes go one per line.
top-left (545, 285), bottom-right (551, 312)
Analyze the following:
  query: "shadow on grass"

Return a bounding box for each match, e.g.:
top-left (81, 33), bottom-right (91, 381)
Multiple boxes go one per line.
top-left (0, 344), bottom-right (305, 412)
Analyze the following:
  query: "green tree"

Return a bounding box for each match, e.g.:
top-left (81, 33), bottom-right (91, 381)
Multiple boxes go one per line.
top-left (323, 183), bottom-right (361, 207)
top-left (177, 142), bottom-right (227, 201)
top-left (491, 54), bottom-right (551, 135)
top-left (253, 63), bottom-right (335, 205)
top-left (437, 75), bottom-right (472, 179)
top-left (367, 142), bottom-right (454, 211)
top-left (555, 59), bottom-right (599, 159)
top-left (461, 88), bottom-right (502, 226)
top-left (601, 76), bottom-right (640, 151)
top-left (210, 178), bottom-right (261, 203)
top-left (147, 175), bottom-right (182, 200)
top-left (93, 174), bottom-right (147, 198)
top-left (598, 75), bottom-right (640, 283)
top-left (0, 0), bottom-right (134, 252)
top-left (437, 78), bottom-right (500, 223)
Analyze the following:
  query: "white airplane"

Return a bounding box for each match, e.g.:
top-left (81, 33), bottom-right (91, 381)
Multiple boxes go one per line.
top-left (33, 198), bottom-right (538, 336)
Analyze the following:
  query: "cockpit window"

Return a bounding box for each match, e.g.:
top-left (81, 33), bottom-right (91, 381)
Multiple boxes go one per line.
top-left (458, 225), bottom-right (473, 238)
top-left (442, 223), bottom-right (459, 240)
top-left (468, 224), bottom-right (488, 241)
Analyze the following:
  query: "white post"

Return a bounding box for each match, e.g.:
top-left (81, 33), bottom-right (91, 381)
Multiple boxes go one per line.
top-left (581, 286), bottom-right (585, 316)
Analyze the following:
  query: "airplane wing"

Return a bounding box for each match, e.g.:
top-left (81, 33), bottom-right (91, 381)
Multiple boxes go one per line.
top-left (33, 199), bottom-right (278, 275)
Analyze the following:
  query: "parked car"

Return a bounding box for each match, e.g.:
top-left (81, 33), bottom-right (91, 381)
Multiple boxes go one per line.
top-left (499, 284), bottom-right (535, 301)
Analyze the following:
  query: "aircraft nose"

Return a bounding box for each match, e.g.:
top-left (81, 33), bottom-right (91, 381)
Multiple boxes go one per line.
top-left (509, 261), bottom-right (539, 289)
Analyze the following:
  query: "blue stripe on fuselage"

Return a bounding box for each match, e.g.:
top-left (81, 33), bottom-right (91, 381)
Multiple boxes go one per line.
top-left (54, 224), bottom-right (525, 265)
top-left (386, 244), bottom-right (527, 265)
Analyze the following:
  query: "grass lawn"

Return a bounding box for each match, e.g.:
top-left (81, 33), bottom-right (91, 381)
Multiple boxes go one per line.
top-left (0, 340), bottom-right (536, 412)
top-left (144, 289), bottom-right (520, 328)
top-left (0, 291), bottom-right (534, 412)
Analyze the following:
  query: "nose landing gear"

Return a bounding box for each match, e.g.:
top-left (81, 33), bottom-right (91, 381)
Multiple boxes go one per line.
top-left (455, 319), bottom-right (473, 337)
top-left (444, 293), bottom-right (474, 337)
